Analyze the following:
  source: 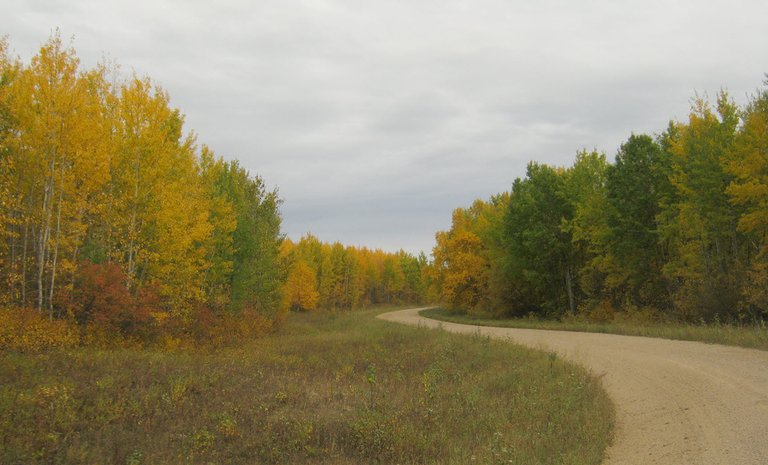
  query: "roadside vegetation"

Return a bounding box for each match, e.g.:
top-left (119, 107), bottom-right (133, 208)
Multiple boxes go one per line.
top-left (0, 33), bottom-right (613, 465)
top-left (0, 308), bottom-right (613, 465)
top-left (4, 33), bottom-right (766, 354)
top-left (8, 30), bottom-right (766, 465)
top-left (422, 308), bottom-right (768, 351)
top-left (428, 78), bottom-right (768, 330)
top-left (0, 35), bottom-right (429, 349)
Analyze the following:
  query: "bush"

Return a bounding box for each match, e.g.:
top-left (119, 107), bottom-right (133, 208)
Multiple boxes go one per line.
top-left (2, 262), bottom-right (277, 352)
top-left (72, 262), bottom-right (156, 342)
top-left (187, 305), bottom-right (275, 348)
top-left (0, 307), bottom-right (79, 352)
top-left (580, 299), bottom-right (616, 323)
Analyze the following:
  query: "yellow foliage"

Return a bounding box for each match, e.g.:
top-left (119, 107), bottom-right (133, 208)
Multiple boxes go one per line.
top-left (5, 34), bottom-right (112, 312)
top-left (0, 307), bottom-right (79, 352)
top-left (726, 91), bottom-right (768, 312)
top-left (107, 77), bottom-right (216, 314)
top-left (432, 208), bottom-right (490, 312)
top-left (283, 260), bottom-right (320, 311)
top-left (80, 323), bottom-right (128, 349)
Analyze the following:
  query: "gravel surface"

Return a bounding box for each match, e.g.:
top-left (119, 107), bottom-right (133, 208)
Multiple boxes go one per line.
top-left (378, 308), bottom-right (768, 465)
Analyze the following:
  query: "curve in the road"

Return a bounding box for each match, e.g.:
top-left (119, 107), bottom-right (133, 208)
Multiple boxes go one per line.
top-left (378, 308), bottom-right (768, 465)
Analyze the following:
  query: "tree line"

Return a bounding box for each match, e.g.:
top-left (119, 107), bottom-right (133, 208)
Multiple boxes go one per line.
top-left (0, 35), bottom-right (429, 348)
top-left (5, 34), bottom-right (764, 348)
top-left (281, 234), bottom-right (428, 312)
top-left (431, 81), bottom-right (768, 323)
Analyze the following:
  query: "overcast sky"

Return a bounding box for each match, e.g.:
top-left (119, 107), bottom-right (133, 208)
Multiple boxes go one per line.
top-left (6, 0), bottom-right (768, 254)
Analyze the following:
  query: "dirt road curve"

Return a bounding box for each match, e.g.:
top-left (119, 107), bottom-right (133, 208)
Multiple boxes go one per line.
top-left (378, 308), bottom-right (768, 465)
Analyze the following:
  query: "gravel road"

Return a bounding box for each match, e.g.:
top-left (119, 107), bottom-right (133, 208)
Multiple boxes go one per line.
top-left (378, 308), bottom-right (768, 464)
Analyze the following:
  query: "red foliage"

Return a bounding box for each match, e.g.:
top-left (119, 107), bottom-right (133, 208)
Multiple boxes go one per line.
top-left (69, 263), bottom-right (271, 348)
top-left (135, 285), bottom-right (162, 325)
top-left (72, 262), bottom-right (152, 337)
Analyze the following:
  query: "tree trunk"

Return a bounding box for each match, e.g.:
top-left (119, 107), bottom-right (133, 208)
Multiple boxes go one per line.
top-left (36, 224), bottom-right (45, 312)
top-left (21, 222), bottom-right (28, 307)
top-left (343, 265), bottom-right (350, 308)
top-left (48, 184), bottom-right (64, 319)
top-left (126, 149), bottom-right (141, 289)
top-left (565, 266), bottom-right (576, 315)
top-left (9, 215), bottom-right (17, 303)
top-left (37, 148), bottom-right (57, 311)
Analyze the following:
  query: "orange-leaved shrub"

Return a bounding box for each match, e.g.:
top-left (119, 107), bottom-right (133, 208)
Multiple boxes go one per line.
top-left (2, 262), bottom-right (279, 352)
top-left (182, 304), bottom-right (276, 348)
top-left (72, 262), bottom-right (156, 343)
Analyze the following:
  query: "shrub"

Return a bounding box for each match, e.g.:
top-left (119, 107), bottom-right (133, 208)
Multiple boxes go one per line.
top-left (0, 307), bottom-right (79, 352)
top-left (584, 300), bottom-right (616, 323)
top-left (72, 262), bottom-right (154, 340)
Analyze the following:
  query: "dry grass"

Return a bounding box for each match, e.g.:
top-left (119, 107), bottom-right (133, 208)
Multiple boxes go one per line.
top-left (422, 308), bottom-right (768, 351)
top-left (0, 307), bottom-right (613, 464)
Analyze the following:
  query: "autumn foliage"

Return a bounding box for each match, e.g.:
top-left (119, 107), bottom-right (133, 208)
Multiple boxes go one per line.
top-left (71, 262), bottom-right (152, 337)
top-left (0, 307), bottom-right (78, 352)
top-left (0, 35), bottom-right (285, 347)
top-left (0, 35), bottom-right (430, 350)
top-left (432, 81), bottom-right (768, 323)
top-left (283, 260), bottom-right (320, 311)
top-left (279, 235), bottom-right (428, 313)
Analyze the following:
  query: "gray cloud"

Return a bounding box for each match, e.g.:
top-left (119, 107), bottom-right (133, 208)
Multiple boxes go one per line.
top-left (5, 0), bottom-right (768, 255)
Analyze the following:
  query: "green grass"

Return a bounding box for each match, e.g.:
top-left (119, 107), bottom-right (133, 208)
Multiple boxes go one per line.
top-left (421, 308), bottom-right (768, 351)
top-left (0, 306), bottom-right (613, 465)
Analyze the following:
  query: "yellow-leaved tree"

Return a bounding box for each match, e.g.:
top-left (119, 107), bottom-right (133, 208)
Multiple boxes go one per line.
top-left (6, 34), bottom-right (110, 316)
top-left (432, 209), bottom-right (488, 313)
top-left (725, 83), bottom-right (768, 317)
top-left (106, 76), bottom-right (214, 315)
top-left (0, 38), bottom-right (18, 305)
top-left (283, 260), bottom-right (319, 311)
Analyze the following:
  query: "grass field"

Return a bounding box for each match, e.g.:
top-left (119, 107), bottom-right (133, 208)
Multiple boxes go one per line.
top-left (421, 308), bottom-right (768, 351)
top-left (0, 307), bottom-right (613, 465)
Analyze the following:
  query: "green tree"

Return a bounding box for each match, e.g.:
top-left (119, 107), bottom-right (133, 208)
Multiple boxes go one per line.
top-left (504, 162), bottom-right (574, 317)
top-left (561, 150), bottom-right (612, 313)
top-left (199, 146), bottom-right (237, 311)
top-left (604, 135), bottom-right (674, 309)
top-left (220, 161), bottom-right (283, 318)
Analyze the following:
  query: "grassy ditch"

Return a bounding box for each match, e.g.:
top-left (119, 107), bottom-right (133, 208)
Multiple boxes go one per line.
top-left (1, 307), bottom-right (613, 465)
top-left (421, 308), bottom-right (768, 351)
